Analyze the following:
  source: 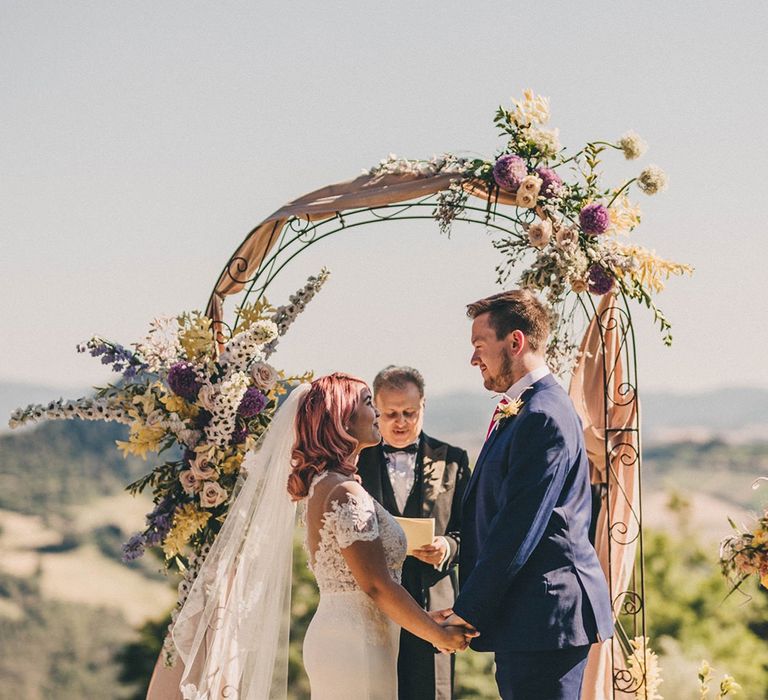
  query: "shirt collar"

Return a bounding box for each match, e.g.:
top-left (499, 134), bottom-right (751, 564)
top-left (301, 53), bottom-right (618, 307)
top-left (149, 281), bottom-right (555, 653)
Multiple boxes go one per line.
top-left (504, 365), bottom-right (551, 401)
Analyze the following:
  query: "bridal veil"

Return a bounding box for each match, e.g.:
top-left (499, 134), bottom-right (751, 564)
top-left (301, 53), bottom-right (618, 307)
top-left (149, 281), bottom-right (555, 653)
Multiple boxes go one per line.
top-left (172, 383), bottom-right (310, 700)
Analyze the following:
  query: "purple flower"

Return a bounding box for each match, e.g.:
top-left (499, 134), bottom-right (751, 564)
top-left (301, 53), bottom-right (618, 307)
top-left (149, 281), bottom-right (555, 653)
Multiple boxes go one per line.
top-left (230, 427), bottom-right (248, 445)
top-left (579, 203), bottom-right (610, 236)
top-left (194, 410), bottom-right (212, 430)
top-left (121, 532), bottom-right (146, 562)
top-left (493, 154), bottom-right (528, 192)
top-left (167, 362), bottom-right (201, 400)
top-left (587, 264), bottom-right (615, 295)
top-left (77, 338), bottom-right (146, 378)
top-left (237, 387), bottom-right (267, 418)
top-left (535, 167), bottom-right (563, 198)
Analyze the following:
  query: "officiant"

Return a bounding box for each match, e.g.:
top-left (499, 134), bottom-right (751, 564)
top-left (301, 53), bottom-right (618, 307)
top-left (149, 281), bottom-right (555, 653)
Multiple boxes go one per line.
top-left (358, 365), bottom-right (471, 700)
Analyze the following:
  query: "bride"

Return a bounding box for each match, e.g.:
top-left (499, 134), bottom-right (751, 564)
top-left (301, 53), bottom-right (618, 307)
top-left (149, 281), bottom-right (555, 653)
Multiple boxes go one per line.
top-left (168, 373), bottom-right (475, 700)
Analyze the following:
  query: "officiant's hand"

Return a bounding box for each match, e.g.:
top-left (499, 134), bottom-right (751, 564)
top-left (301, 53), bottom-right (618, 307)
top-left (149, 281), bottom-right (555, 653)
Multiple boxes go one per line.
top-left (411, 537), bottom-right (448, 566)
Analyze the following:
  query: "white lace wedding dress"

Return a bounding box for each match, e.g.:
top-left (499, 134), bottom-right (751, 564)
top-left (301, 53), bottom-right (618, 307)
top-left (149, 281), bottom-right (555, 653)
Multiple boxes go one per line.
top-left (302, 471), bottom-right (408, 700)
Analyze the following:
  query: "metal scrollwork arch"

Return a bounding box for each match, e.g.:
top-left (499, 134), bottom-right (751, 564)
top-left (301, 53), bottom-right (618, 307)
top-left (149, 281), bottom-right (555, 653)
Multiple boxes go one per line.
top-left (207, 193), bottom-right (647, 699)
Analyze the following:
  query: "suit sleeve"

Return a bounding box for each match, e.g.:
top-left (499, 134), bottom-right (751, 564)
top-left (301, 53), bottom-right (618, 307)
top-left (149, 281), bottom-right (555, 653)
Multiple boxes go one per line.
top-left (452, 410), bottom-right (568, 632)
top-left (417, 447), bottom-right (471, 587)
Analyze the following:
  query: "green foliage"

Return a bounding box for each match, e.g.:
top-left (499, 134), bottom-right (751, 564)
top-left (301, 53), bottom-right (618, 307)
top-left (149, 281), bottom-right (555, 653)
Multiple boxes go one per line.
top-left (0, 420), bottom-right (146, 519)
top-left (644, 526), bottom-right (768, 699)
top-left (0, 570), bottom-right (134, 700)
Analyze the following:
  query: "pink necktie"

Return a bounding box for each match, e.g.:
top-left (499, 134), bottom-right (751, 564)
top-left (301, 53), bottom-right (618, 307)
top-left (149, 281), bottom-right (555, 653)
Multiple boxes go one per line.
top-left (485, 397), bottom-right (509, 440)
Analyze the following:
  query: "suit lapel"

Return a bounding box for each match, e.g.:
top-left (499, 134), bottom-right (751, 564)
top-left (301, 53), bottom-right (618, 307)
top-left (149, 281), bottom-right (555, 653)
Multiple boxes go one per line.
top-left (378, 446), bottom-right (402, 516)
top-left (463, 416), bottom-right (509, 507)
top-left (462, 374), bottom-right (560, 507)
top-left (420, 436), bottom-right (448, 518)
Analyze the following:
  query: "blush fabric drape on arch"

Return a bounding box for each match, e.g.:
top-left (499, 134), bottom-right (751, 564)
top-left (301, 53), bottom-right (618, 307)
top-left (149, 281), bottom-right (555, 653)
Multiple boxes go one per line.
top-left (570, 293), bottom-right (640, 700)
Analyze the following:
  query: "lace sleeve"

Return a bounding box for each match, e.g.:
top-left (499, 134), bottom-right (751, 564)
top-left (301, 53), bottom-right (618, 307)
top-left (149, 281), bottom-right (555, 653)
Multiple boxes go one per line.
top-left (327, 492), bottom-right (380, 549)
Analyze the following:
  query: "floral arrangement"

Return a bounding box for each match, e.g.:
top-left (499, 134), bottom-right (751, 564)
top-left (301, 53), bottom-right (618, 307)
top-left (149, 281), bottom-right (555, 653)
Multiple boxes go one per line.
top-left (370, 89), bottom-right (692, 375)
top-left (8, 269), bottom-right (330, 571)
top-left (719, 478), bottom-right (768, 593)
top-left (698, 660), bottom-right (742, 698)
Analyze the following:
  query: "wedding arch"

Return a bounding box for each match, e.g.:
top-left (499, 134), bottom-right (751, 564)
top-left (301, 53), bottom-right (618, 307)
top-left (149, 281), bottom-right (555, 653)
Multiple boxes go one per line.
top-left (200, 89), bottom-right (691, 697)
top-left (12, 91), bottom-right (690, 700)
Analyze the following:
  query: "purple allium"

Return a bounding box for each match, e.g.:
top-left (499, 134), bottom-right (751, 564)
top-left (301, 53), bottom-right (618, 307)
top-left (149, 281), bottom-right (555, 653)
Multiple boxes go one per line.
top-left (493, 154), bottom-right (528, 192)
top-left (167, 361), bottom-right (201, 400)
top-left (121, 532), bottom-right (146, 562)
top-left (587, 264), bottom-right (615, 295)
top-left (579, 203), bottom-right (610, 235)
top-left (194, 409), bottom-right (212, 430)
top-left (535, 167), bottom-right (563, 199)
top-left (237, 387), bottom-right (268, 418)
top-left (230, 427), bottom-right (248, 445)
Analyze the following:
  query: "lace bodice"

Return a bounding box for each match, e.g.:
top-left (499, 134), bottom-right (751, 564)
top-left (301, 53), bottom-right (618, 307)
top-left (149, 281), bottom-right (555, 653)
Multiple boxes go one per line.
top-left (304, 473), bottom-right (407, 594)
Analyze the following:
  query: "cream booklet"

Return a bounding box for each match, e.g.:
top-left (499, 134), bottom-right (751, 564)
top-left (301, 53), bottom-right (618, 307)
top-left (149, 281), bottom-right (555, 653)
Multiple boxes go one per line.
top-left (393, 516), bottom-right (435, 554)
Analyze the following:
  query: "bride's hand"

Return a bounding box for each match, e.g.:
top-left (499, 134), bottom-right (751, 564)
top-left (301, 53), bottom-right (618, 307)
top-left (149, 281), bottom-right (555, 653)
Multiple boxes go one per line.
top-left (434, 624), bottom-right (477, 654)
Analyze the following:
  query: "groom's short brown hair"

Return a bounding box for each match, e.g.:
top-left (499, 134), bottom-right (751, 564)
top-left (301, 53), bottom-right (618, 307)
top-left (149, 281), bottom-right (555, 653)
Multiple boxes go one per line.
top-left (466, 289), bottom-right (550, 352)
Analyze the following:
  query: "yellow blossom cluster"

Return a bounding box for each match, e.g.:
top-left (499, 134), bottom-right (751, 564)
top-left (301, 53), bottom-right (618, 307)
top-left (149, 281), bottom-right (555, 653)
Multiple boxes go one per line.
top-left (177, 312), bottom-right (214, 362)
top-left (614, 244), bottom-right (694, 293)
top-left (162, 504), bottom-right (212, 558)
top-left (608, 196), bottom-right (642, 235)
top-left (159, 392), bottom-right (199, 420)
top-left (116, 422), bottom-right (166, 459)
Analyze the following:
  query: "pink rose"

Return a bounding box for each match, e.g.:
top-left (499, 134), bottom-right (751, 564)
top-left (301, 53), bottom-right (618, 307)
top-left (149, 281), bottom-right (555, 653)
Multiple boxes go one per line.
top-left (190, 451), bottom-right (218, 481)
top-left (527, 219), bottom-right (552, 249)
top-left (571, 279), bottom-right (588, 294)
top-left (250, 361), bottom-right (279, 393)
top-left (200, 481), bottom-right (228, 508)
top-left (179, 469), bottom-right (201, 495)
top-left (555, 225), bottom-right (579, 248)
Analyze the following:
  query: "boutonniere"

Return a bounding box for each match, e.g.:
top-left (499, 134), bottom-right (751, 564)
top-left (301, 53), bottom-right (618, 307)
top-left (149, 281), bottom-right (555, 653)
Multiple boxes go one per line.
top-left (492, 387), bottom-right (532, 429)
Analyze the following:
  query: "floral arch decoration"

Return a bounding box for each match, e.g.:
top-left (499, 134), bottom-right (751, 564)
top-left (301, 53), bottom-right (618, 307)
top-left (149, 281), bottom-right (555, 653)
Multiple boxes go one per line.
top-left (11, 91), bottom-right (689, 699)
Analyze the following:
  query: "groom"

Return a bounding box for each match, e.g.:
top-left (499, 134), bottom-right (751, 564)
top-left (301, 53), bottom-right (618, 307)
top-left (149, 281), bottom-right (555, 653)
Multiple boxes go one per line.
top-left (445, 290), bottom-right (613, 699)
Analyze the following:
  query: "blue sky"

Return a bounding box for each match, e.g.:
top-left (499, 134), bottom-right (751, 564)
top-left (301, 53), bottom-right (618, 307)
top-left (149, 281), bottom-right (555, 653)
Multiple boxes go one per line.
top-left (2, 1), bottom-right (766, 397)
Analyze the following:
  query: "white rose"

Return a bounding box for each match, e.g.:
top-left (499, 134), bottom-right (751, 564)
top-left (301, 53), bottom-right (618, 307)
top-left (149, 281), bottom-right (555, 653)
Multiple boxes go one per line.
top-left (250, 361), bottom-right (279, 393)
top-left (179, 470), bottom-right (201, 495)
top-left (515, 175), bottom-right (542, 208)
top-left (200, 481), bottom-right (228, 508)
top-left (527, 219), bottom-right (552, 249)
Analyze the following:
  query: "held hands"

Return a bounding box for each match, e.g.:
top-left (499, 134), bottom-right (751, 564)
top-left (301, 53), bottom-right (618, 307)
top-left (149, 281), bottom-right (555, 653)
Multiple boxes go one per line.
top-left (411, 537), bottom-right (449, 566)
top-left (429, 608), bottom-right (479, 654)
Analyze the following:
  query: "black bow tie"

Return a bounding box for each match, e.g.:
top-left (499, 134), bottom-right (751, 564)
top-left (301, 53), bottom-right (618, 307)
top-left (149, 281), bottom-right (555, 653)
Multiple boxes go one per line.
top-left (382, 442), bottom-right (418, 454)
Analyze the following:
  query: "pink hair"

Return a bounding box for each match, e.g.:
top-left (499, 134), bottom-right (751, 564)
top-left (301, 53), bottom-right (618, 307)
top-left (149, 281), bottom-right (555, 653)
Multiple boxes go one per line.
top-left (287, 372), bottom-right (367, 501)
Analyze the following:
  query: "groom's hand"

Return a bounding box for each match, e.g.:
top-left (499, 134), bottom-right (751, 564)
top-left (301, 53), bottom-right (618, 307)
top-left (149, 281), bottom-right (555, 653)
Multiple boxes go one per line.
top-left (411, 537), bottom-right (448, 566)
top-left (441, 612), bottom-right (475, 632)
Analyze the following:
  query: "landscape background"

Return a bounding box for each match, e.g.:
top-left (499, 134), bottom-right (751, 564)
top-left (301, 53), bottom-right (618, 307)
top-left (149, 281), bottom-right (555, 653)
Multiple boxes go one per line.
top-left (2, 382), bottom-right (767, 699)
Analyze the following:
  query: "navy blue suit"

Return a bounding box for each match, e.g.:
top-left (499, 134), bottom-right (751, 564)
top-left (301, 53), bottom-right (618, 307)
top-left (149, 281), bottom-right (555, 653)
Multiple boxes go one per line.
top-left (453, 374), bottom-right (613, 699)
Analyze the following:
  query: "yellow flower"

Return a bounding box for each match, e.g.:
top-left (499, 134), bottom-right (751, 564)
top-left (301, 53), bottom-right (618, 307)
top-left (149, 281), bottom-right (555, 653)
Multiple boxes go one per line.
top-left (761, 573), bottom-right (768, 590)
top-left (116, 422), bottom-right (166, 459)
top-left (162, 504), bottom-right (211, 559)
top-left (177, 312), bottom-right (214, 362)
top-left (220, 453), bottom-right (244, 475)
top-left (493, 396), bottom-right (524, 427)
top-left (752, 528), bottom-right (768, 546)
top-left (607, 195), bottom-right (642, 235)
top-left (132, 390), bottom-right (158, 417)
top-left (159, 393), bottom-right (200, 420)
top-left (612, 244), bottom-right (693, 294)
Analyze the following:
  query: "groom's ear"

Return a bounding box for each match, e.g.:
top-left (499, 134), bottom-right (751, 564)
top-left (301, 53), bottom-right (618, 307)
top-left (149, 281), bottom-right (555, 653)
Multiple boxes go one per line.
top-left (508, 329), bottom-right (526, 356)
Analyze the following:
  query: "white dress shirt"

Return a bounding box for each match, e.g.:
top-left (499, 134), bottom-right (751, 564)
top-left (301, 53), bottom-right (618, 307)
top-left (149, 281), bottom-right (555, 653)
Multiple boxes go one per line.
top-left (383, 443), bottom-right (451, 570)
top-left (504, 364), bottom-right (551, 402)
